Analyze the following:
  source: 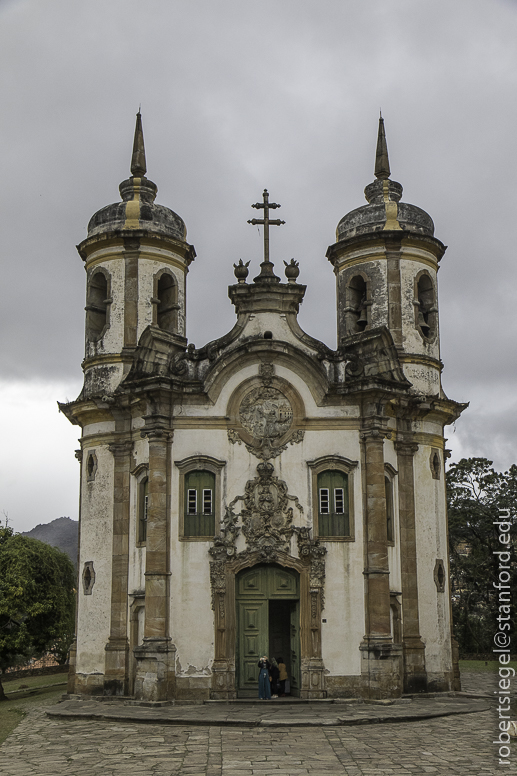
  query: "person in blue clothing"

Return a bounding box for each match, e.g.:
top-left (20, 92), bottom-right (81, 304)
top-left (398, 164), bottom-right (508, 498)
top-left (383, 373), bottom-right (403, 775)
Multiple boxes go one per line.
top-left (257, 655), bottom-right (271, 700)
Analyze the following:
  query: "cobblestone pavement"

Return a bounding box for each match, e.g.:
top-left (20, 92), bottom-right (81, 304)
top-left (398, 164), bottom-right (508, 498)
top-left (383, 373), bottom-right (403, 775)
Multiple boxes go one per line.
top-left (0, 673), bottom-right (512, 776)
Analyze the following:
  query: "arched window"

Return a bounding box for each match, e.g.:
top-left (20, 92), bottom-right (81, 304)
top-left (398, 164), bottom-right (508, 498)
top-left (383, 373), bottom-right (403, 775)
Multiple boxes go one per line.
top-left (345, 275), bottom-right (369, 335)
top-left (385, 475), bottom-right (394, 543)
top-left (317, 470), bottom-right (350, 537)
top-left (156, 272), bottom-right (178, 333)
top-left (415, 273), bottom-right (437, 340)
top-left (138, 477), bottom-right (149, 543)
top-left (184, 470), bottom-right (215, 538)
top-left (85, 271), bottom-right (110, 340)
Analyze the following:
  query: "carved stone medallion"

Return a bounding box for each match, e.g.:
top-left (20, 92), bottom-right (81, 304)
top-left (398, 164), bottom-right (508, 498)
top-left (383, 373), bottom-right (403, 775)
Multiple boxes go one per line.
top-left (239, 386), bottom-right (293, 440)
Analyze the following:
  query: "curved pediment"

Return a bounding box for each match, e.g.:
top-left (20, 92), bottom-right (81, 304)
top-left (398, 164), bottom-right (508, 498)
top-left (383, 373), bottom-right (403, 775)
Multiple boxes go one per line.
top-left (203, 339), bottom-right (330, 406)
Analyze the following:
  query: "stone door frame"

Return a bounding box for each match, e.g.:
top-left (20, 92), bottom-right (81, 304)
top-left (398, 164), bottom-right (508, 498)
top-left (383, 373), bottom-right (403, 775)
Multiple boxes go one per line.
top-left (210, 549), bottom-right (326, 699)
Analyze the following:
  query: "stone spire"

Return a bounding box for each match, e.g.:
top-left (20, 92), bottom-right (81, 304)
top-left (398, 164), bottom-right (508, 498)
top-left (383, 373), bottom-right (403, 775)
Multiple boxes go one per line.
top-left (374, 114), bottom-right (390, 181)
top-left (131, 110), bottom-right (147, 177)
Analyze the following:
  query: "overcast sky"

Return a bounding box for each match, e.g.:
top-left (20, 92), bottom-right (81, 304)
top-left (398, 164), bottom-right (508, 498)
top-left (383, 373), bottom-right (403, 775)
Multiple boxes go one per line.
top-left (1, 0), bottom-right (516, 532)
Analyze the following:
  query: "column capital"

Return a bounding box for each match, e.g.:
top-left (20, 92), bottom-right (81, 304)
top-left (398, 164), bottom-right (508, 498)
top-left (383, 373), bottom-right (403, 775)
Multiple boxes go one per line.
top-left (140, 428), bottom-right (173, 442)
top-left (394, 440), bottom-right (419, 456)
top-left (108, 440), bottom-right (134, 458)
top-left (360, 427), bottom-right (391, 441)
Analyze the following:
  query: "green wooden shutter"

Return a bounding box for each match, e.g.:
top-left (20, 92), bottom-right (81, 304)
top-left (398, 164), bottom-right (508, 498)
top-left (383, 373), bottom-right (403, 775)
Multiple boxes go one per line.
top-left (317, 470), bottom-right (349, 537)
top-left (184, 470), bottom-right (215, 537)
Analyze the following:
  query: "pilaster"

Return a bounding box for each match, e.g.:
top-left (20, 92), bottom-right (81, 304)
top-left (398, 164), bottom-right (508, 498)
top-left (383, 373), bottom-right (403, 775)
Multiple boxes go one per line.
top-left (134, 423), bottom-right (175, 701)
top-left (104, 439), bottom-right (133, 696)
top-left (395, 439), bottom-right (427, 693)
top-left (360, 423), bottom-right (402, 698)
top-left (386, 236), bottom-right (403, 349)
top-left (123, 235), bottom-right (139, 349)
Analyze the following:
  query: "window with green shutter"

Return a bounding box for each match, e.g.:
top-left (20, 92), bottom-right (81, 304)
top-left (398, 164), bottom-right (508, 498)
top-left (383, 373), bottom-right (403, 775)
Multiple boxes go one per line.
top-left (317, 470), bottom-right (350, 537)
top-left (184, 470), bottom-right (215, 537)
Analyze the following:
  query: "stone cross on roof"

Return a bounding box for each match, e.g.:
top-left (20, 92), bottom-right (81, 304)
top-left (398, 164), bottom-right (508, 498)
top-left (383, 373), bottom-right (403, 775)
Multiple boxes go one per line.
top-left (248, 189), bottom-right (285, 265)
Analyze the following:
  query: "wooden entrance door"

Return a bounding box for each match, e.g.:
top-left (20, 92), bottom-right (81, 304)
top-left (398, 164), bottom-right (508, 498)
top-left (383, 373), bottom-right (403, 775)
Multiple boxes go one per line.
top-left (236, 564), bottom-right (299, 696)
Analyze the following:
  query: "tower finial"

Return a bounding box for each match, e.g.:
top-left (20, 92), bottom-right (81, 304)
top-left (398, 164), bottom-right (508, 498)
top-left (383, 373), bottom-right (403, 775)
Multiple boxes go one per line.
top-left (131, 110), bottom-right (147, 177)
top-left (374, 114), bottom-right (390, 181)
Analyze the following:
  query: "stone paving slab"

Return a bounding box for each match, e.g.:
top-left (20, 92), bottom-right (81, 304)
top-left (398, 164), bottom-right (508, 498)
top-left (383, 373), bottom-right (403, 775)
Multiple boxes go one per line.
top-left (46, 695), bottom-right (490, 728)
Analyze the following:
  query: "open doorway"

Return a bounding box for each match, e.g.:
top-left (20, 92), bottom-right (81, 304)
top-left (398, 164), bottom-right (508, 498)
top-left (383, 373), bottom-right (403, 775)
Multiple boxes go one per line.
top-left (269, 599), bottom-right (299, 696)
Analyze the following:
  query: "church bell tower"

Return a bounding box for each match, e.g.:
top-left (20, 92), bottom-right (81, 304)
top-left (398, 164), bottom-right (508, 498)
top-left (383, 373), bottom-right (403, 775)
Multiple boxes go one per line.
top-left (327, 116), bottom-right (443, 397)
top-left (77, 112), bottom-right (196, 400)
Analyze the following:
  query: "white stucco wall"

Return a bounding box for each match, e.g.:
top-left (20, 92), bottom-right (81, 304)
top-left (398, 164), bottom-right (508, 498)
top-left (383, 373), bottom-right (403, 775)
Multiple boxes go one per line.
top-left (76, 444), bottom-right (113, 675)
top-left (413, 445), bottom-right (452, 675)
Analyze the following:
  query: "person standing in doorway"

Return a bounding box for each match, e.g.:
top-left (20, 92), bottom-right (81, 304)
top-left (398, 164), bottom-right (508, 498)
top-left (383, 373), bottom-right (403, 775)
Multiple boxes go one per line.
top-left (257, 655), bottom-right (271, 700)
top-left (277, 656), bottom-right (288, 696)
top-left (269, 657), bottom-right (280, 697)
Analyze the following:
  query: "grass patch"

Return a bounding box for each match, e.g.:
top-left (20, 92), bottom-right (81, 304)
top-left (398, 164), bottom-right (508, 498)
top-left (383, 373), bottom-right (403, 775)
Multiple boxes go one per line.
top-left (459, 660), bottom-right (517, 673)
top-left (3, 672), bottom-right (67, 693)
top-left (0, 679), bottom-right (66, 747)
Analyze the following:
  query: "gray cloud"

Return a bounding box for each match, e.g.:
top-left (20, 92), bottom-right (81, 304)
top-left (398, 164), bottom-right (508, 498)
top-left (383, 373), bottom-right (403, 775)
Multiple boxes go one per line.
top-left (1, 0), bottom-right (517, 529)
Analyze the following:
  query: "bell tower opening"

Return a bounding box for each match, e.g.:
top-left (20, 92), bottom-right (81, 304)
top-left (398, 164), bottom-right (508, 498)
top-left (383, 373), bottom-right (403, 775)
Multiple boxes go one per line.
top-left (345, 274), bottom-right (369, 335)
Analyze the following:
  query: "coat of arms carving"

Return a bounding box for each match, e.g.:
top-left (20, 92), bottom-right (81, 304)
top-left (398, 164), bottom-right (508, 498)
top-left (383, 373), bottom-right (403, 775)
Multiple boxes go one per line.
top-left (228, 362), bottom-right (304, 460)
top-left (239, 386), bottom-right (293, 440)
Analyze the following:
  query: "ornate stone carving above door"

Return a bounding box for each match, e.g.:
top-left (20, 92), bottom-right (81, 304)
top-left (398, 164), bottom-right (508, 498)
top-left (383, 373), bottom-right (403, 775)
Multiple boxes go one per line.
top-left (208, 461), bottom-right (326, 605)
top-left (208, 459), bottom-right (327, 700)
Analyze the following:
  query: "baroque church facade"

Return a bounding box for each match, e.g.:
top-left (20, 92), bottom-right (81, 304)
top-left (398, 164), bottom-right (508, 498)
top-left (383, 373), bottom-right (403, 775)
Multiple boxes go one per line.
top-left (61, 114), bottom-right (465, 701)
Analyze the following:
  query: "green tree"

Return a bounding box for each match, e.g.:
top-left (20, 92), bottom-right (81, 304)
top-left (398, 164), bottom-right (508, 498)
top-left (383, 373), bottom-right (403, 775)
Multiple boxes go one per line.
top-left (0, 524), bottom-right (76, 701)
top-left (447, 458), bottom-right (517, 654)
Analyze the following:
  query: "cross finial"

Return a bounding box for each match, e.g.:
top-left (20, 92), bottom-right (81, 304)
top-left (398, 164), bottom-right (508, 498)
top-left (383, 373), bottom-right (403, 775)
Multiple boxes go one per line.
top-left (247, 189), bottom-right (285, 265)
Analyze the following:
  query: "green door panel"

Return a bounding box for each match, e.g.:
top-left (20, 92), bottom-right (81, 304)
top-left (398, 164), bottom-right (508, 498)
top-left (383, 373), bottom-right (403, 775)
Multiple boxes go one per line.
top-left (270, 566), bottom-right (298, 598)
top-left (237, 600), bottom-right (268, 692)
top-left (237, 565), bottom-right (298, 599)
top-left (237, 568), bottom-right (266, 598)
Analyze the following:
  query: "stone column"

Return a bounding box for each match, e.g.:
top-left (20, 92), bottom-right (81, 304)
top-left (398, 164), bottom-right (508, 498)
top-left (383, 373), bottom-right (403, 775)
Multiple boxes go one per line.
top-left (395, 440), bottom-right (427, 693)
top-left (134, 427), bottom-right (175, 701)
top-left (104, 440), bottom-right (133, 696)
top-left (360, 427), bottom-right (402, 698)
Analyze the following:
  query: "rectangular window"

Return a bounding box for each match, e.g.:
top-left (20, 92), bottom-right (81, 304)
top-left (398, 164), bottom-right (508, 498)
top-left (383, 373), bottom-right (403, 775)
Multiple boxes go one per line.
top-left (184, 469), bottom-right (216, 538)
top-left (319, 488), bottom-right (330, 514)
top-left (317, 470), bottom-right (350, 538)
top-left (187, 489), bottom-right (197, 515)
top-left (202, 489), bottom-right (213, 515)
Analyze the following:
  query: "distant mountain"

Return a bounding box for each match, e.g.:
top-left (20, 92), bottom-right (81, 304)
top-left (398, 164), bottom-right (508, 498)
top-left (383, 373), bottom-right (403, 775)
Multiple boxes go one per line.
top-left (21, 517), bottom-right (78, 568)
